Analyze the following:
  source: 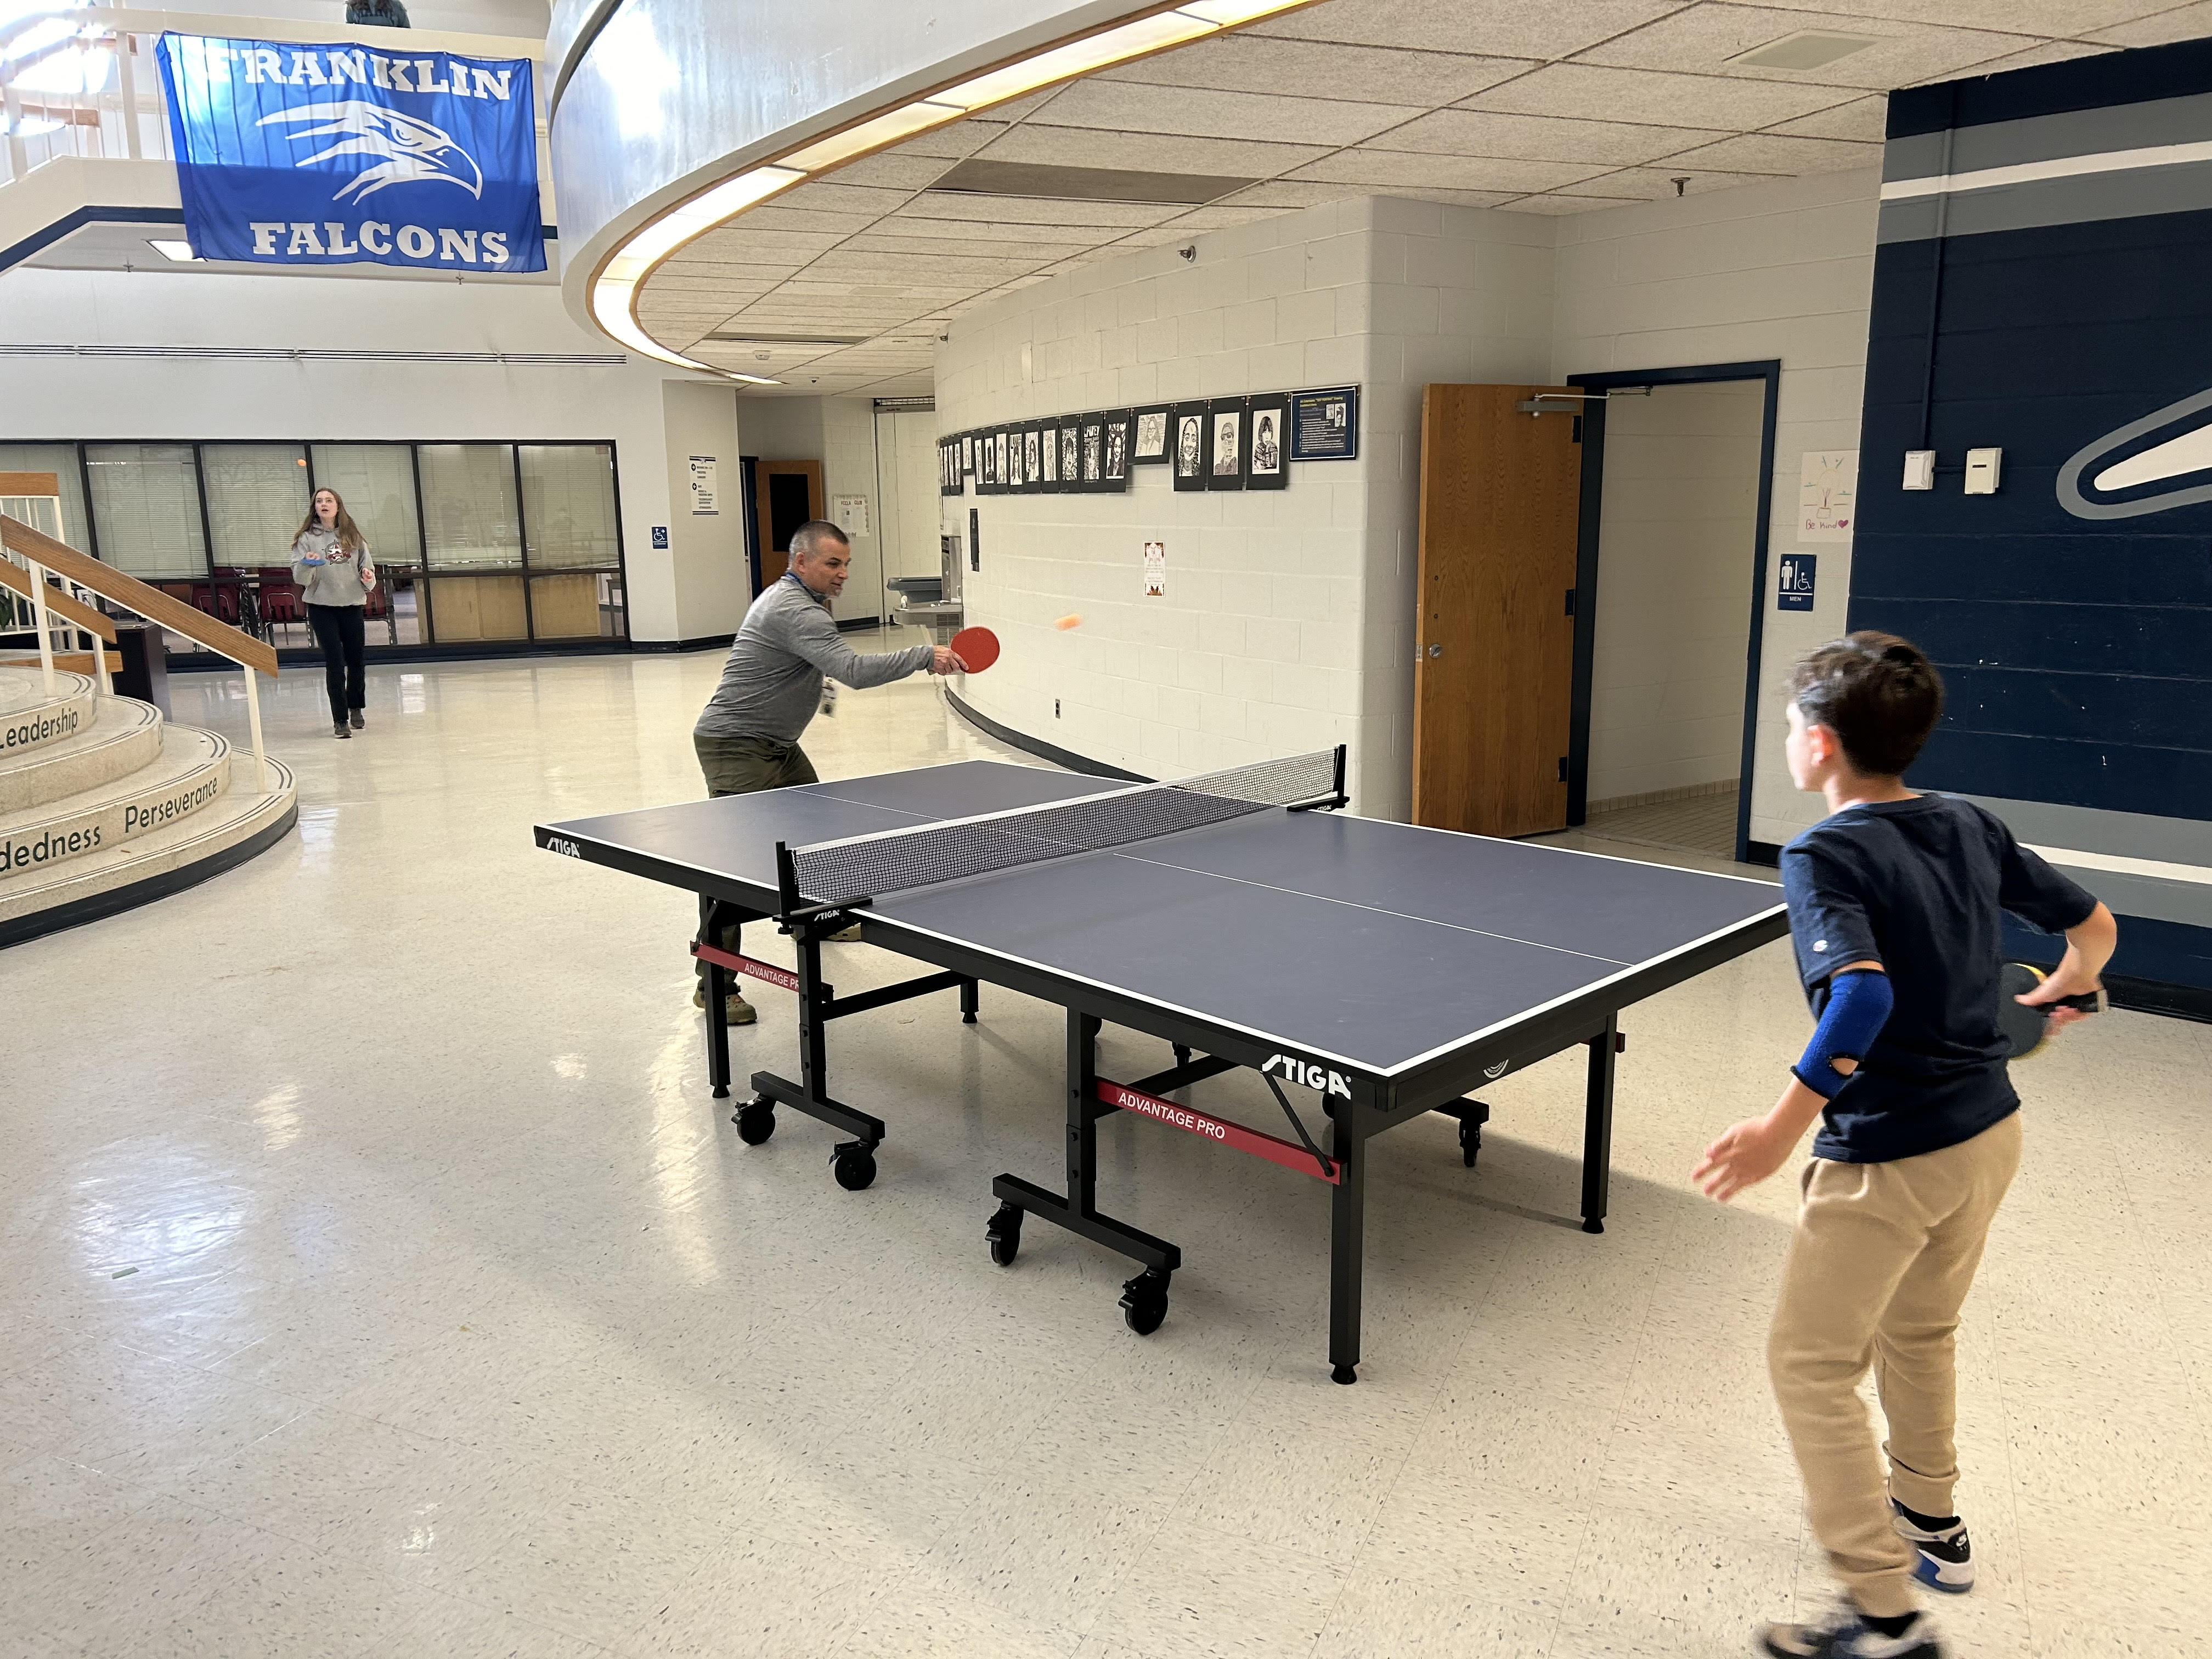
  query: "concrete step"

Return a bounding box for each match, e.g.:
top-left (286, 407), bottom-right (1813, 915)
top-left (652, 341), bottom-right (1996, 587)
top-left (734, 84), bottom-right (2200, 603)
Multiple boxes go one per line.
top-left (0, 752), bottom-right (297, 948)
top-left (0, 695), bottom-right (162, 812)
top-left (0, 725), bottom-right (230, 885)
top-left (0, 668), bottom-right (97, 758)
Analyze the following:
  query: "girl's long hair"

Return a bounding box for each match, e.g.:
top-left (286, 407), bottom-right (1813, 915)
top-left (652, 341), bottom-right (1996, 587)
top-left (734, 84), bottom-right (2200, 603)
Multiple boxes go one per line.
top-left (296, 488), bottom-right (365, 554)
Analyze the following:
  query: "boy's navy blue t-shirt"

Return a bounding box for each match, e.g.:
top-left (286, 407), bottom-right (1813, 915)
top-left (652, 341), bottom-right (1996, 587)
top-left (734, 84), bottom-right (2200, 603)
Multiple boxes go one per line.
top-left (1781, 793), bottom-right (2096, 1164)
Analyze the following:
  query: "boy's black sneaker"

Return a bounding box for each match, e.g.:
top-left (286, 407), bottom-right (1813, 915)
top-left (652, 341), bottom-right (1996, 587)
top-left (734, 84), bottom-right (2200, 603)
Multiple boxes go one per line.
top-left (1758, 1605), bottom-right (1945, 1658)
top-left (1892, 1499), bottom-right (1974, 1594)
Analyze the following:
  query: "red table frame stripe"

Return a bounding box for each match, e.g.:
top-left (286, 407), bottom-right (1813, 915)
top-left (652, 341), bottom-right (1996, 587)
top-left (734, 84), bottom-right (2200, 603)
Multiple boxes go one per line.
top-left (1095, 1078), bottom-right (1339, 1183)
top-left (691, 943), bottom-right (800, 994)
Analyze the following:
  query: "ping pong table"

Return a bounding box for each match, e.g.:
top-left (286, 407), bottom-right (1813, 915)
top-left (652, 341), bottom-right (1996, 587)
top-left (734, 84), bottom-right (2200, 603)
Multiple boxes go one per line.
top-left (537, 748), bottom-right (1786, 1383)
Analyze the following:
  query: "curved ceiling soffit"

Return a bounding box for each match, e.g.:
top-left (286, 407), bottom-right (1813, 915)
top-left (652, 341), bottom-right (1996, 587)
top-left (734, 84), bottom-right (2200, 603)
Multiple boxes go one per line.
top-left (556, 1), bottom-right (1317, 387)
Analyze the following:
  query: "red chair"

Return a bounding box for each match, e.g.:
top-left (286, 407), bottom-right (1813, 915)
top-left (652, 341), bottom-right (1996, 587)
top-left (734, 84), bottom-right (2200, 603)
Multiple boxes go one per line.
top-left (256, 568), bottom-right (303, 629)
top-left (191, 580), bottom-right (240, 627)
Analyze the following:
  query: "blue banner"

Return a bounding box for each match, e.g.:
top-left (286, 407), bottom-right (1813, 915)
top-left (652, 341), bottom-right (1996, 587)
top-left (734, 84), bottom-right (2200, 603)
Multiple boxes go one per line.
top-left (154, 33), bottom-right (544, 273)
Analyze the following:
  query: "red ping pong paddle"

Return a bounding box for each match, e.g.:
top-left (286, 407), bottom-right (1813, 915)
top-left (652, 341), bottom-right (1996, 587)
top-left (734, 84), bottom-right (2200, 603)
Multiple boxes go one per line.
top-left (951, 626), bottom-right (1000, 673)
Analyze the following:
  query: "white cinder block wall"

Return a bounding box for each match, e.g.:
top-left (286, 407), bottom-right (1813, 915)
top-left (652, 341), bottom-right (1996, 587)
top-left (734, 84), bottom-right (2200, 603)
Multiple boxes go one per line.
top-left (934, 196), bottom-right (1553, 812)
top-left (1588, 381), bottom-right (1765, 806)
top-left (1552, 167), bottom-right (1878, 847)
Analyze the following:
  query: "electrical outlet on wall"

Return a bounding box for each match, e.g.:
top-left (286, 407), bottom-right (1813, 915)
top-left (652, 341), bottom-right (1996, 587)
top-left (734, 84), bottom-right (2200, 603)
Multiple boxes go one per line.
top-left (1054, 699), bottom-right (1061, 718)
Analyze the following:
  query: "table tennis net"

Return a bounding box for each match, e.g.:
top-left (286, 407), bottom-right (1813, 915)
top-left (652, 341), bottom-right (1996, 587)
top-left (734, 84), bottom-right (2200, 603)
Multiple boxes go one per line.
top-left (789, 749), bottom-right (1341, 909)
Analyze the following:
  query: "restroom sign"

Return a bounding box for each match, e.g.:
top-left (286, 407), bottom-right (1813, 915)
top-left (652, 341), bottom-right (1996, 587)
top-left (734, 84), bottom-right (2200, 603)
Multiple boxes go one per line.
top-left (1778, 552), bottom-right (1816, 611)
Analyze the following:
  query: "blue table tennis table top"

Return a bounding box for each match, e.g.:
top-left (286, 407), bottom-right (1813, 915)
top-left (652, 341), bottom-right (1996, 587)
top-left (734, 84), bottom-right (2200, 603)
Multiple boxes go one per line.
top-left (541, 759), bottom-right (1786, 1080)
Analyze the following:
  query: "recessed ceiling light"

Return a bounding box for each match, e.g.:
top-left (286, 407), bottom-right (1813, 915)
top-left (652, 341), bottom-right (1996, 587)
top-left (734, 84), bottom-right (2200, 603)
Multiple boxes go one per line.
top-left (1729, 31), bottom-right (1880, 72)
top-left (147, 239), bottom-right (200, 262)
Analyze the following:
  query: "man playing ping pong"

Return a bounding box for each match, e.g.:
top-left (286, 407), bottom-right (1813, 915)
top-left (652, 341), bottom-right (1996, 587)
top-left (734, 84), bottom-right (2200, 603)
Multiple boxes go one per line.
top-left (1694, 634), bottom-right (2115, 1659)
top-left (690, 520), bottom-right (964, 1022)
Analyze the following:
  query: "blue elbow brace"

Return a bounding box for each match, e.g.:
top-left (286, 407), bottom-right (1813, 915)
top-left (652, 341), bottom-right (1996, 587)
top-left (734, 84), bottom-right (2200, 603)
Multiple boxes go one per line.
top-left (1794, 968), bottom-right (1893, 1099)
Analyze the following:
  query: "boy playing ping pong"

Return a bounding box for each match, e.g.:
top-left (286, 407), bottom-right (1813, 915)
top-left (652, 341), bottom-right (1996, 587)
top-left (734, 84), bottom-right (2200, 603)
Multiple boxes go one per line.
top-left (1695, 633), bottom-right (2115, 1659)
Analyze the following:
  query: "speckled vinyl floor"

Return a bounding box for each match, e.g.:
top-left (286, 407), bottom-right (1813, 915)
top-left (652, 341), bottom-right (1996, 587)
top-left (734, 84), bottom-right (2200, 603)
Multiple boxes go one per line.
top-left (4, 643), bottom-right (2207, 1658)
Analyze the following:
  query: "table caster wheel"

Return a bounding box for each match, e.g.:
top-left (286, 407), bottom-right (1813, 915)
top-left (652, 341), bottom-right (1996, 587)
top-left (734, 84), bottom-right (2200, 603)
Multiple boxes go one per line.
top-left (1331, 1364), bottom-right (1358, 1385)
top-left (1459, 1121), bottom-right (1481, 1167)
top-left (1119, 1267), bottom-right (1170, 1336)
top-left (985, 1203), bottom-right (1023, 1266)
top-left (831, 1141), bottom-right (878, 1191)
top-left (732, 1098), bottom-right (776, 1144)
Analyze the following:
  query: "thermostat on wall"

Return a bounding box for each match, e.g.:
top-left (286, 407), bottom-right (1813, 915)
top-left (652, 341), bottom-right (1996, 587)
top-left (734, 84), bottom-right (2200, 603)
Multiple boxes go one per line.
top-left (1902, 450), bottom-right (1936, 490)
top-left (1964, 448), bottom-right (2002, 494)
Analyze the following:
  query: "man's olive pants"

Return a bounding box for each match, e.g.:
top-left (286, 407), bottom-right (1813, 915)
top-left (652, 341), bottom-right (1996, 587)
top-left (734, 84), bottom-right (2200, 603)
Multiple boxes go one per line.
top-left (692, 731), bottom-right (817, 981)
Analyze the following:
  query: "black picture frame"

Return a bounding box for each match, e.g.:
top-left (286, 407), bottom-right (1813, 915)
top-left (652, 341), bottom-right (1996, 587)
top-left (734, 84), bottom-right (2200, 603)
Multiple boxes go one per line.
top-left (1058, 421), bottom-right (1081, 492)
top-left (1171, 402), bottom-right (1209, 492)
top-left (1245, 393), bottom-right (1289, 490)
top-left (1289, 385), bottom-right (1360, 461)
top-left (1040, 424), bottom-right (1060, 492)
top-left (994, 430), bottom-right (1009, 491)
top-left (963, 433), bottom-right (975, 478)
top-left (1132, 405), bottom-right (1171, 465)
top-left (1102, 409), bottom-right (1131, 491)
top-left (1023, 425), bottom-right (1043, 493)
top-left (1079, 415), bottom-right (1105, 491)
top-left (1008, 426), bottom-right (1025, 490)
top-left (1209, 396), bottom-right (1248, 490)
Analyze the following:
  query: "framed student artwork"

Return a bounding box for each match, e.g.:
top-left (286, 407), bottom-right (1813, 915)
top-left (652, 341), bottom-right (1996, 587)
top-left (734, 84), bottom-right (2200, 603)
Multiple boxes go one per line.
top-left (1041, 423), bottom-right (1060, 490)
top-left (1009, 426), bottom-right (1028, 490)
top-left (1024, 425), bottom-right (1043, 493)
top-left (962, 434), bottom-right (975, 478)
top-left (1102, 410), bottom-right (1131, 490)
top-left (994, 430), bottom-right (1009, 490)
top-left (1171, 401), bottom-right (1209, 493)
top-left (1080, 415), bottom-right (1105, 490)
top-left (1059, 420), bottom-right (1080, 490)
top-left (1132, 404), bottom-right (1171, 465)
top-left (1209, 396), bottom-right (1247, 490)
top-left (1244, 392), bottom-right (1289, 490)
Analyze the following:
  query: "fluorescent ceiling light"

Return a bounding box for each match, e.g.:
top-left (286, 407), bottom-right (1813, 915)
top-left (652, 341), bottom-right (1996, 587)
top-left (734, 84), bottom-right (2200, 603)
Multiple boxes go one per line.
top-left (935, 10), bottom-right (1214, 109)
top-left (1729, 31), bottom-right (1879, 71)
top-left (147, 239), bottom-right (199, 262)
top-left (782, 101), bottom-right (966, 170)
top-left (1173, 0), bottom-right (1312, 23)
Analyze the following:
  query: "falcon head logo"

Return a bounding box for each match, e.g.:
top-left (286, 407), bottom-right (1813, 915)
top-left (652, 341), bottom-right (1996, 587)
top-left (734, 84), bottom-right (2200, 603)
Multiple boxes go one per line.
top-left (257, 101), bottom-right (483, 202)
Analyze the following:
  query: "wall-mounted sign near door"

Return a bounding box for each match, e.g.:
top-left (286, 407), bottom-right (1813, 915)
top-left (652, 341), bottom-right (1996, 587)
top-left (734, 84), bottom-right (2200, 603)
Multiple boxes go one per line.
top-left (1290, 385), bottom-right (1360, 461)
top-left (1778, 552), bottom-right (1816, 611)
top-left (968, 506), bottom-right (980, 572)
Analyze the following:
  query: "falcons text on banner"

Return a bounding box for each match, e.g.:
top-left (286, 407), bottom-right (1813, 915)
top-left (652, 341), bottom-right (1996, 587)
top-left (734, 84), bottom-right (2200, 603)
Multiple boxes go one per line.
top-left (153, 35), bottom-right (545, 273)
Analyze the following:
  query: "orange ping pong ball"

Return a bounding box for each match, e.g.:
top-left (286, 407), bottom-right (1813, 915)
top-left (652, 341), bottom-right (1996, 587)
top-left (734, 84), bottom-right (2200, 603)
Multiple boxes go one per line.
top-left (1053, 614), bottom-right (1083, 631)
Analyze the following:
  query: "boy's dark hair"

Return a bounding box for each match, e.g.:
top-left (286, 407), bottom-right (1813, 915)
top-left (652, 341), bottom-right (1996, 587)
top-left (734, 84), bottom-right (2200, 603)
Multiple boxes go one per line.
top-left (1791, 632), bottom-right (1944, 777)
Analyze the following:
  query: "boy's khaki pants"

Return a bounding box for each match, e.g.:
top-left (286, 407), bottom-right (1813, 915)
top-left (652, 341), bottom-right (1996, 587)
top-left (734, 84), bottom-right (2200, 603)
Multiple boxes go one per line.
top-left (1767, 1113), bottom-right (2022, 1617)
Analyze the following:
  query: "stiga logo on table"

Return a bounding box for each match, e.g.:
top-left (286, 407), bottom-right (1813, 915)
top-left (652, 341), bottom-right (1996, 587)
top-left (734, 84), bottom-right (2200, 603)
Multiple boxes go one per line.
top-left (154, 34), bottom-right (544, 273)
top-left (1263, 1053), bottom-right (1351, 1098)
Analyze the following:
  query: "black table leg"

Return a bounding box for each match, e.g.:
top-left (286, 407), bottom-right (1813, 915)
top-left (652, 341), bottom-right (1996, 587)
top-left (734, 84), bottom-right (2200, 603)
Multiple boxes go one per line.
top-left (1329, 1099), bottom-right (1368, 1384)
top-left (1581, 1014), bottom-right (1618, 1234)
top-left (960, 975), bottom-right (979, 1023)
top-left (700, 897), bottom-right (731, 1101)
top-left (748, 921), bottom-right (887, 1188)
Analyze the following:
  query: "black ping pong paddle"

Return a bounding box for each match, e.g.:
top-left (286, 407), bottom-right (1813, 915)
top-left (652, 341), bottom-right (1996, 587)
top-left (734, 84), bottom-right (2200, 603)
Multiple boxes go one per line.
top-left (1997, 962), bottom-right (2105, 1059)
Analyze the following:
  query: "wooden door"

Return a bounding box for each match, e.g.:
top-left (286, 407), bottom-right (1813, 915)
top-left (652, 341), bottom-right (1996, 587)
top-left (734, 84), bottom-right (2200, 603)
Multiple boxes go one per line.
top-left (751, 460), bottom-right (823, 589)
top-left (1412, 385), bottom-right (1583, 838)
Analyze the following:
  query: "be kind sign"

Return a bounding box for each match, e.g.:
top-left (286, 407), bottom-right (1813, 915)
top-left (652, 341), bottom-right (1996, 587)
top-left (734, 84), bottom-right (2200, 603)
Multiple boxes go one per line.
top-left (155, 35), bottom-right (544, 273)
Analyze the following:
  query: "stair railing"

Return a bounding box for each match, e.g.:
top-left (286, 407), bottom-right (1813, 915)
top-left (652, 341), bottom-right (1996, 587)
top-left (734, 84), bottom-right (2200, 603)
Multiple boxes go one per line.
top-left (2, 511), bottom-right (277, 791)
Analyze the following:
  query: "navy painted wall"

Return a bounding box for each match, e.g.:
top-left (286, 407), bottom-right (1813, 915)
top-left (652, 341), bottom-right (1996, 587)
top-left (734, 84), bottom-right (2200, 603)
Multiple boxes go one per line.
top-left (1852, 43), bottom-right (2212, 998)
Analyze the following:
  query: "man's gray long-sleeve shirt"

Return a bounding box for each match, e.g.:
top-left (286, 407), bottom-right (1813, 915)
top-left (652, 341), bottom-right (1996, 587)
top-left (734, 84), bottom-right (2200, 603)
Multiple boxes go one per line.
top-left (695, 572), bottom-right (933, 743)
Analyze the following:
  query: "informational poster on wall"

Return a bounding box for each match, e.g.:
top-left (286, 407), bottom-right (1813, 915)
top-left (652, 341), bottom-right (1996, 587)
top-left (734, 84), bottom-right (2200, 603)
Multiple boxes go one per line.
top-left (833, 494), bottom-right (871, 538)
top-left (1143, 540), bottom-right (1166, 597)
top-left (688, 456), bottom-right (718, 516)
top-left (1798, 450), bottom-right (1856, 541)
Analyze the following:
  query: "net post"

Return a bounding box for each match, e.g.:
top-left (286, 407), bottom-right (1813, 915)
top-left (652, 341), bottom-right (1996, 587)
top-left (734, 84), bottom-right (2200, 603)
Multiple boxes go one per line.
top-left (1330, 743), bottom-right (1347, 806)
top-left (774, 840), bottom-right (800, 921)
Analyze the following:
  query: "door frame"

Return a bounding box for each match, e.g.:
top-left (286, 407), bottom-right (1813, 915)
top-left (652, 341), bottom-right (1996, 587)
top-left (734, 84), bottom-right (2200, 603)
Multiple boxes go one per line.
top-left (1565, 359), bottom-right (1781, 864)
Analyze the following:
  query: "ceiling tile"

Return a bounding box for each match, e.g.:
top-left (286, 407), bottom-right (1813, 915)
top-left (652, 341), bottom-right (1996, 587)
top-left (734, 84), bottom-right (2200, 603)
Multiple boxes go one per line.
top-left (858, 215), bottom-right (1108, 247)
top-left (815, 153), bottom-right (958, 190)
top-left (729, 205), bottom-right (876, 236)
top-left (1759, 0), bottom-right (2163, 32)
top-left (1578, 5), bottom-right (2042, 91)
top-left (1549, 165), bottom-right (1795, 198)
top-left (1924, 40), bottom-right (2119, 80)
top-left (1380, 108), bottom-right (1729, 164)
top-left (1024, 81), bottom-right (1423, 146)
top-left (772, 182), bottom-right (919, 217)
top-left (2090, 1), bottom-right (2212, 45)
top-left (1768, 94), bottom-right (1889, 140)
top-left (1500, 193), bottom-right (1638, 214)
top-left (1154, 202), bottom-right (1298, 231)
top-left (977, 122), bottom-right (1330, 178)
top-left (893, 120), bottom-right (1009, 160)
top-left (834, 232), bottom-right (1083, 263)
top-left (1289, 149), bottom-right (1609, 192)
top-left (684, 228), bottom-right (843, 260)
top-left (1217, 180), bottom-right (1370, 209)
top-left (1466, 63), bottom-right (1847, 127)
top-left (1251, 0), bottom-right (1688, 59)
top-left (1097, 34), bottom-right (1536, 106)
top-left (1655, 131), bottom-right (1882, 174)
top-left (895, 193), bottom-right (1175, 228)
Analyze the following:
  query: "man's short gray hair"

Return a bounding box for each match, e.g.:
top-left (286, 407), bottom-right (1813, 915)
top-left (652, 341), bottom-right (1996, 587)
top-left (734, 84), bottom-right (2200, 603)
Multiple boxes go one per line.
top-left (789, 520), bottom-right (850, 562)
